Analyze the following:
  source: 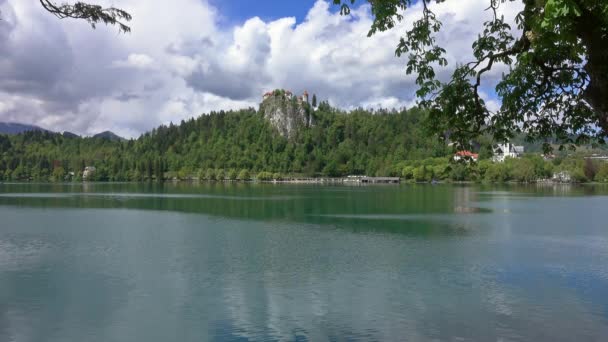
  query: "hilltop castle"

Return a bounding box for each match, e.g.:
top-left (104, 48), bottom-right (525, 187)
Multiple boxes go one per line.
top-left (263, 89), bottom-right (309, 104)
top-left (260, 89), bottom-right (313, 138)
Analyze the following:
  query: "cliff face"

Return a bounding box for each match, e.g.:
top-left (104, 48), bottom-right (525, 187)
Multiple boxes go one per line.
top-left (260, 93), bottom-right (313, 138)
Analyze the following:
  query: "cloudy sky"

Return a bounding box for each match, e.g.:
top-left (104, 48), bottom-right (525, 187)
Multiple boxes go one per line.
top-left (0, 0), bottom-right (520, 138)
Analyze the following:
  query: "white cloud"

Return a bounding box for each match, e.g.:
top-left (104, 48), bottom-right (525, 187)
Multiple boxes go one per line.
top-left (0, 100), bottom-right (13, 113)
top-left (112, 53), bottom-right (155, 69)
top-left (359, 97), bottom-right (416, 111)
top-left (0, 0), bottom-right (522, 137)
top-left (479, 91), bottom-right (502, 113)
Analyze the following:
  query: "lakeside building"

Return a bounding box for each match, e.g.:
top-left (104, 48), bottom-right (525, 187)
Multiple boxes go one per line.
top-left (552, 171), bottom-right (572, 183)
top-left (82, 166), bottom-right (96, 180)
top-left (453, 150), bottom-right (479, 162)
top-left (492, 143), bottom-right (524, 162)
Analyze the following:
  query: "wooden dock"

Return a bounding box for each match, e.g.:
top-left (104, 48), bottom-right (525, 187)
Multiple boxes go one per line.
top-left (271, 176), bottom-right (401, 184)
top-left (343, 176), bottom-right (400, 184)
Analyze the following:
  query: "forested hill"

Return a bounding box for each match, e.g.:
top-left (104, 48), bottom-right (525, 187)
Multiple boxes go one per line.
top-left (0, 104), bottom-right (448, 181)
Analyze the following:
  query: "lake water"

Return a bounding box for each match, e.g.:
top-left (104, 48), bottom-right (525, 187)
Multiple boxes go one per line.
top-left (0, 182), bottom-right (607, 341)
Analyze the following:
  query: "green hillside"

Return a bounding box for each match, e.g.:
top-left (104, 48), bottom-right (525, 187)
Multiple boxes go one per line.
top-left (0, 104), bottom-right (447, 181)
top-left (1, 99), bottom-right (607, 183)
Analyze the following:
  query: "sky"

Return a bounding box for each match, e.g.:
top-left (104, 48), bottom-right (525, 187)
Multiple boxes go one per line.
top-left (209, 0), bottom-right (322, 25)
top-left (0, 0), bottom-right (521, 138)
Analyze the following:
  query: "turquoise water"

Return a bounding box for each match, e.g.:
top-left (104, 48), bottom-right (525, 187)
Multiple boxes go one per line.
top-left (0, 183), bottom-right (607, 341)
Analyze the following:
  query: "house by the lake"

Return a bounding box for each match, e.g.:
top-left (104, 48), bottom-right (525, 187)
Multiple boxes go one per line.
top-left (453, 150), bottom-right (479, 162)
top-left (82, 166), bottom-right (96, 180)
top-left (552, 171), bottom-right (572, 183)
top-left (492, 143), bottom-right (524, 162)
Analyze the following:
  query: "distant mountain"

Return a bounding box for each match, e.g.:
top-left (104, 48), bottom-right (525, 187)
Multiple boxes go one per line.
top-left (62, 131), bottom-right (80, 139)
top-left (93, 131), bottom-right (125, 141)
top-left (0, 122), bottom-right (48, 135)
top-left (0, 123), bottom-right (126, 141)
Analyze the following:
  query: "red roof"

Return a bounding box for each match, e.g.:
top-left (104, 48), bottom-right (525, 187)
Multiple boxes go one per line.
top-left (455, 151), bottom-right (479, 158)
top-left (263, 89), bottom-right (293, 97)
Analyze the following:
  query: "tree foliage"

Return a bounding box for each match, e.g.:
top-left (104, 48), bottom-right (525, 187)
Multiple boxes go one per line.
top-left (37, 1), bottom-right (132, 32)
top-left (334, 0), bottom-right (608, 150)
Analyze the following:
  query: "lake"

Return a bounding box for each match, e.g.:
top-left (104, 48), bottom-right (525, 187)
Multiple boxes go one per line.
top-left (0, 182), bottom-right (607, 341)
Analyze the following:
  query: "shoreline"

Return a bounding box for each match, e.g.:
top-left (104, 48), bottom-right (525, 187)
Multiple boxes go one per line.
top-left (2, 179), bottom-right (605, 186)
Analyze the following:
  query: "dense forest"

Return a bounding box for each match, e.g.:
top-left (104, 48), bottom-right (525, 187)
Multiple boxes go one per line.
top-left (0, 104), bottom-right (443, 181)
top-left (1, 102), bottom-right (607, 183)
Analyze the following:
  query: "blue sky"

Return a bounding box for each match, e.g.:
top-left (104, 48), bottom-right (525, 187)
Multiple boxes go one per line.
top-left (210, 0), bottom-right (331, 25)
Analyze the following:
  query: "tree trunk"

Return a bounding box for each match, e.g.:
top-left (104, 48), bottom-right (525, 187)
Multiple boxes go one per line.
top-left (578, 8), bottom-right (608, 136)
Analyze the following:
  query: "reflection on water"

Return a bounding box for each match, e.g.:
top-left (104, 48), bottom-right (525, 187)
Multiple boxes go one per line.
top-left (0, 183), bottom-right (608, 341)
top-left (0, 192), bottom-right (302, 201)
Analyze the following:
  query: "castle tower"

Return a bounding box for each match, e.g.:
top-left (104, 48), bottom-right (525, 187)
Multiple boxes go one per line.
top-left (302, 90), bottom-right (309, 103)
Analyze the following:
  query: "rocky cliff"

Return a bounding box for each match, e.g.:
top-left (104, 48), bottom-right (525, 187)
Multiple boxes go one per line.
top-left (260, 91), bottom-right (313, 138)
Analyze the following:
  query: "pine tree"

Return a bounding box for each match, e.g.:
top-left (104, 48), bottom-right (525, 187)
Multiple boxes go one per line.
top-left (146, 159), bottom-right (153, 181)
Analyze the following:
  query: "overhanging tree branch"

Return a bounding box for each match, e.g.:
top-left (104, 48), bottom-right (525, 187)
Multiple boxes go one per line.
top-left (38, 0), bottom-right (132, 33)
top-left (335, 0), bottom-right (608, 150)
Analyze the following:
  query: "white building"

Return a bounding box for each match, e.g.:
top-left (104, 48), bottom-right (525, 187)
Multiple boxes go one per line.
top-left (492, 143), bottom-right (524, 162)
top-left (552, 171), bottom-right (572, 183)
top-left (82, 166), bottom-right (96, 180)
